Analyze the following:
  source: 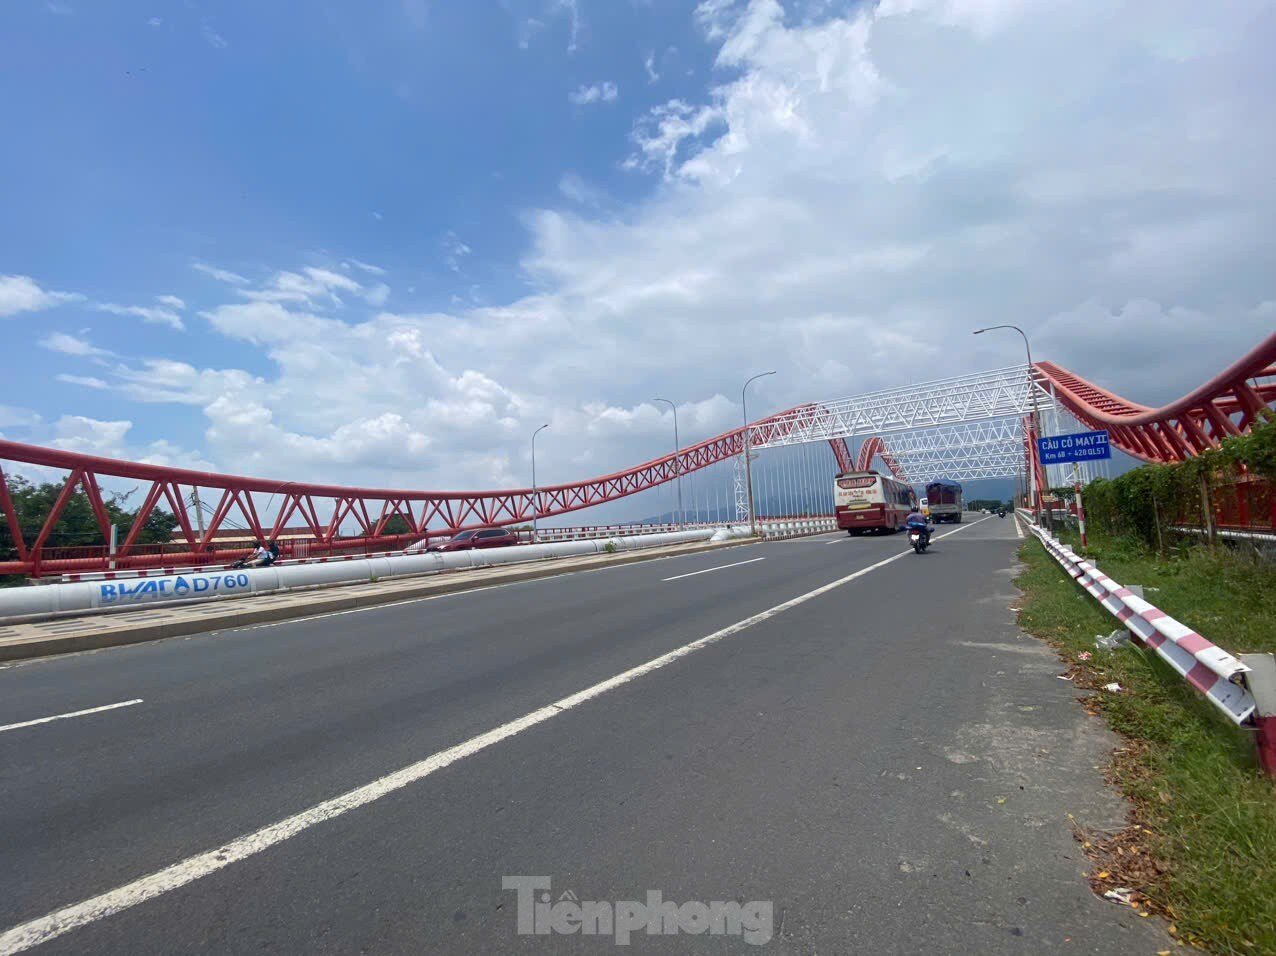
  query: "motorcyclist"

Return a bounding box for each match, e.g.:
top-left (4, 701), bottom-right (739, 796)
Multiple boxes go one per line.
top-left (234, 540), bottom-right (277, 569)
top-left (903, 504), bottom-right (932, 548)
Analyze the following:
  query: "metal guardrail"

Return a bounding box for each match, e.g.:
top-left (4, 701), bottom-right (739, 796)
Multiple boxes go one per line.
top-left (760, 518), bottom-right (837, 540)
top-left (1023, 518), bottom-right (1276, 774)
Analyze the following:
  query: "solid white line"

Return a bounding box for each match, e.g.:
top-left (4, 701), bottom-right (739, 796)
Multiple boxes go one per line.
top-left (228, 543), bottom-right (762, 634)
top-left (0, 699), bottom-right (144, 735)
top-left (661, 557), bottom-right (765, 581)
top-left (1013, 516), bottom-right (1025, 538)
top-left (0, 516), bottom-right (988, 955)
top-left (0, 699), bottom-right (143, 735)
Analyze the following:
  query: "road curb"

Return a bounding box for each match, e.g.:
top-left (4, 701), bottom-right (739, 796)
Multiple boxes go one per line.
top-left (0, 537), bottom-right (754, 663)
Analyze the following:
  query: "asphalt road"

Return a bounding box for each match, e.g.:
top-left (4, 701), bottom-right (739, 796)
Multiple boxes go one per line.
top-left (0, 516), bottom-right (1171, 953)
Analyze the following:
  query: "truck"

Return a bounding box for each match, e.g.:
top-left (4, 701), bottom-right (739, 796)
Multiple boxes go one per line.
top-left (924, 479), bottom-right (963, 523)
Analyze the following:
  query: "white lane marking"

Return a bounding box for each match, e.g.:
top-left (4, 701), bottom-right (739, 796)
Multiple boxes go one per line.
top-left (0, 699), bottom-right (143, 735)
top-left (227, 542), bottom-right (763, 635)
top-left (662, 557), bottom-right (765, 581)
top-left (0, 517), bottom-right (988, 955)
top-left (1013, 515), bottom-right (1025, 538)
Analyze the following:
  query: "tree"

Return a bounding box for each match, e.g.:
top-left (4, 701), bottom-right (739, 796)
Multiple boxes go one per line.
top-left (1, 474), bottom-right (177, 556)
top-left (380, 515), bottom-right (413, 536)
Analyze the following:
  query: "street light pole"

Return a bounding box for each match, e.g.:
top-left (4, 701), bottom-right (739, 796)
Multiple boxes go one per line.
top-left (974, 324), bottom-right (1045, 526)
top-left (741, 371), bottom-right (776, 537)
top-left (652, 398), bottom-right (684, 529)
top-left (531, 423), bottom-right (549, 544)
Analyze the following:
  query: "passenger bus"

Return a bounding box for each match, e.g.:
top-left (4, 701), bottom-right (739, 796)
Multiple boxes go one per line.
top-left (834, 470), bottom-right (916, 534)
top-left (924, 479), bottom-right (964, 523)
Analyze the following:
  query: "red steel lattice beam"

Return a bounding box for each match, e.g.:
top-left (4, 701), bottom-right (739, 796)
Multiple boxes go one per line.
top-left (0, 404), bottom-right (850, 576)
top-left (1034, 332), bottom-right (1276, 464)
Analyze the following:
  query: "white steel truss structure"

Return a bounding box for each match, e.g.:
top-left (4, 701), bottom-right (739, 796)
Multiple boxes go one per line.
top-left (749, 367), bottom-right (1061, 484)
top-left (756, 365), bottom-right (1052, 448)
top-left (878, 419), bottom-right (1029, 483)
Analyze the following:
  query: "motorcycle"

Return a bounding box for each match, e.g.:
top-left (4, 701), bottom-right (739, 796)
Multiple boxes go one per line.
top-left (998, 510), bottom-right (1005, 518)
top-left (907, 525), bottom-right (930, 554)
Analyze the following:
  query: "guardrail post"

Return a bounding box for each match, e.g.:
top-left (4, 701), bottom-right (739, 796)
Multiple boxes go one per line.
top-left (1125, 584), bottom-right (1146, 647)
top-left (1241, 654), bottom-right (1276, 778)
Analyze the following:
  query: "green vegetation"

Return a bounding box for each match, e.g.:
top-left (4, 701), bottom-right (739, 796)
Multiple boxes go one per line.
top-left (1070, 411), bottom-right (1276, 551)
top-left (1016, 529), bottom-right (1276, 954)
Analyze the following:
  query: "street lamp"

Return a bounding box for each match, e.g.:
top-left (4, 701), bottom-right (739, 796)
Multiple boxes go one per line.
top-left (530, 423), bottom-right (549, 544)
top-left (741, 371), bottom-right (776, 537)
top-left (652, 398), bottom-right (684, 529)
top-left (973, 324), bottom-right (1044, 524)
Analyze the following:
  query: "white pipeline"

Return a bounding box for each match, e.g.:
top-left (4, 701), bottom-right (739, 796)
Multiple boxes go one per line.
top-left (0, 527), bottom-right (752, 622)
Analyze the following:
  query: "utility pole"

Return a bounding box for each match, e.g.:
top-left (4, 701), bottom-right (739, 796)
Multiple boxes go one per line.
top-left (191, 490), bottom-right (206, 540)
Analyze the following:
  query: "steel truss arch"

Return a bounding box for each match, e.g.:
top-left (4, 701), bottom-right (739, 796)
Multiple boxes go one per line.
top-left (3, 335), bottom-right (1273, 577)
top-left (1034, 333), bottom-right (1276, 463)
top-left (0, 404), bottom-right (852, 576)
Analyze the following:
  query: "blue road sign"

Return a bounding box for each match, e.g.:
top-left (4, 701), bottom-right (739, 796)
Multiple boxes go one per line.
top-left (1037, 430), bottom-right (1111, 465)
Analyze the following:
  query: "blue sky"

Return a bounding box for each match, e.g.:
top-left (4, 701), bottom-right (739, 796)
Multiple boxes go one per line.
top-left (3, 0), bottom-right (1274, 509)
top-left (3, 0), bottom-right (710, 400)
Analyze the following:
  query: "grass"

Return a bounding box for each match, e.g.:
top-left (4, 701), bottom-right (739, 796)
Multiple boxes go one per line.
top-left (1015, 531), bottom-right (1276, 955)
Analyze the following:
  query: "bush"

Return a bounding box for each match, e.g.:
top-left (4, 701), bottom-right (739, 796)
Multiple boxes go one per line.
top-left (1081, 412), bottom-right (1275, 550)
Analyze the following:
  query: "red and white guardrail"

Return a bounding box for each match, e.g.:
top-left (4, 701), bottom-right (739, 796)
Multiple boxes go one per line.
top-left (1026, 520), bottom-right (1276, 774)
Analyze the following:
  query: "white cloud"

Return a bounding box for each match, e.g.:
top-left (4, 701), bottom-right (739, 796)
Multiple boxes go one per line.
top-left (558, 172), bottom-right (606, 207)
top-left (644, 51), bottom-right (660, 83)
top-left (442, 233), bottom-right (472, 272)
top-left (241, 267), bottom-right (363, 306)
top-left (42, 1), bottom-right (1276, 505)
top-left (568, 81), bottom-right (618, 105)
top-left (156, 294), bottom-right (185, 309)
top-left (56, 374), bottom-right (109, 389)
top-left (95, 302), bottom-right (184, 330)
top-left (0, 275), bottom-right (82, 317)
top-left (561, 0), bottom-right (580, 53)
top-left (347, 259), bottom-right (388, 276)
top-left (39, 331), bottom-right (111, 357)
top-left (147, 16), bottom-right (161, 27)
top-left (192, 261), bottom-right (248, 285)
top-left (0, 405), bottom-right (42, 429)
top-left (45, 415), bottom-right (216, 471)
top-left (202, 22), bottom-right (228, 49)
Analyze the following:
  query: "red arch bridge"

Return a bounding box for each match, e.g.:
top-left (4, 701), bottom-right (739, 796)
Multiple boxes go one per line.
top-left (2, 333), bottom-right (1273, 578)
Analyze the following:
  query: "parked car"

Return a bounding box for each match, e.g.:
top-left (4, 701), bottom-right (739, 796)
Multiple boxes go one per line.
top-left (426, 527), bottom-right (520, 552)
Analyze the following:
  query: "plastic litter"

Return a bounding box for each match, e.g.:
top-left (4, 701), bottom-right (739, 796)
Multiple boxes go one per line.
top-left (1103, 682), bottom-right (1123, 693)
top-left (1103, 887), bottom-right (1135, 906)
top-left (1095, 629), bottom-right (1131, 651)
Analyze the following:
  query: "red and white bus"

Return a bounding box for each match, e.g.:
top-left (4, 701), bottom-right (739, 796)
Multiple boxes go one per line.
top-left (834, 470), bottom-right (916, 534)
